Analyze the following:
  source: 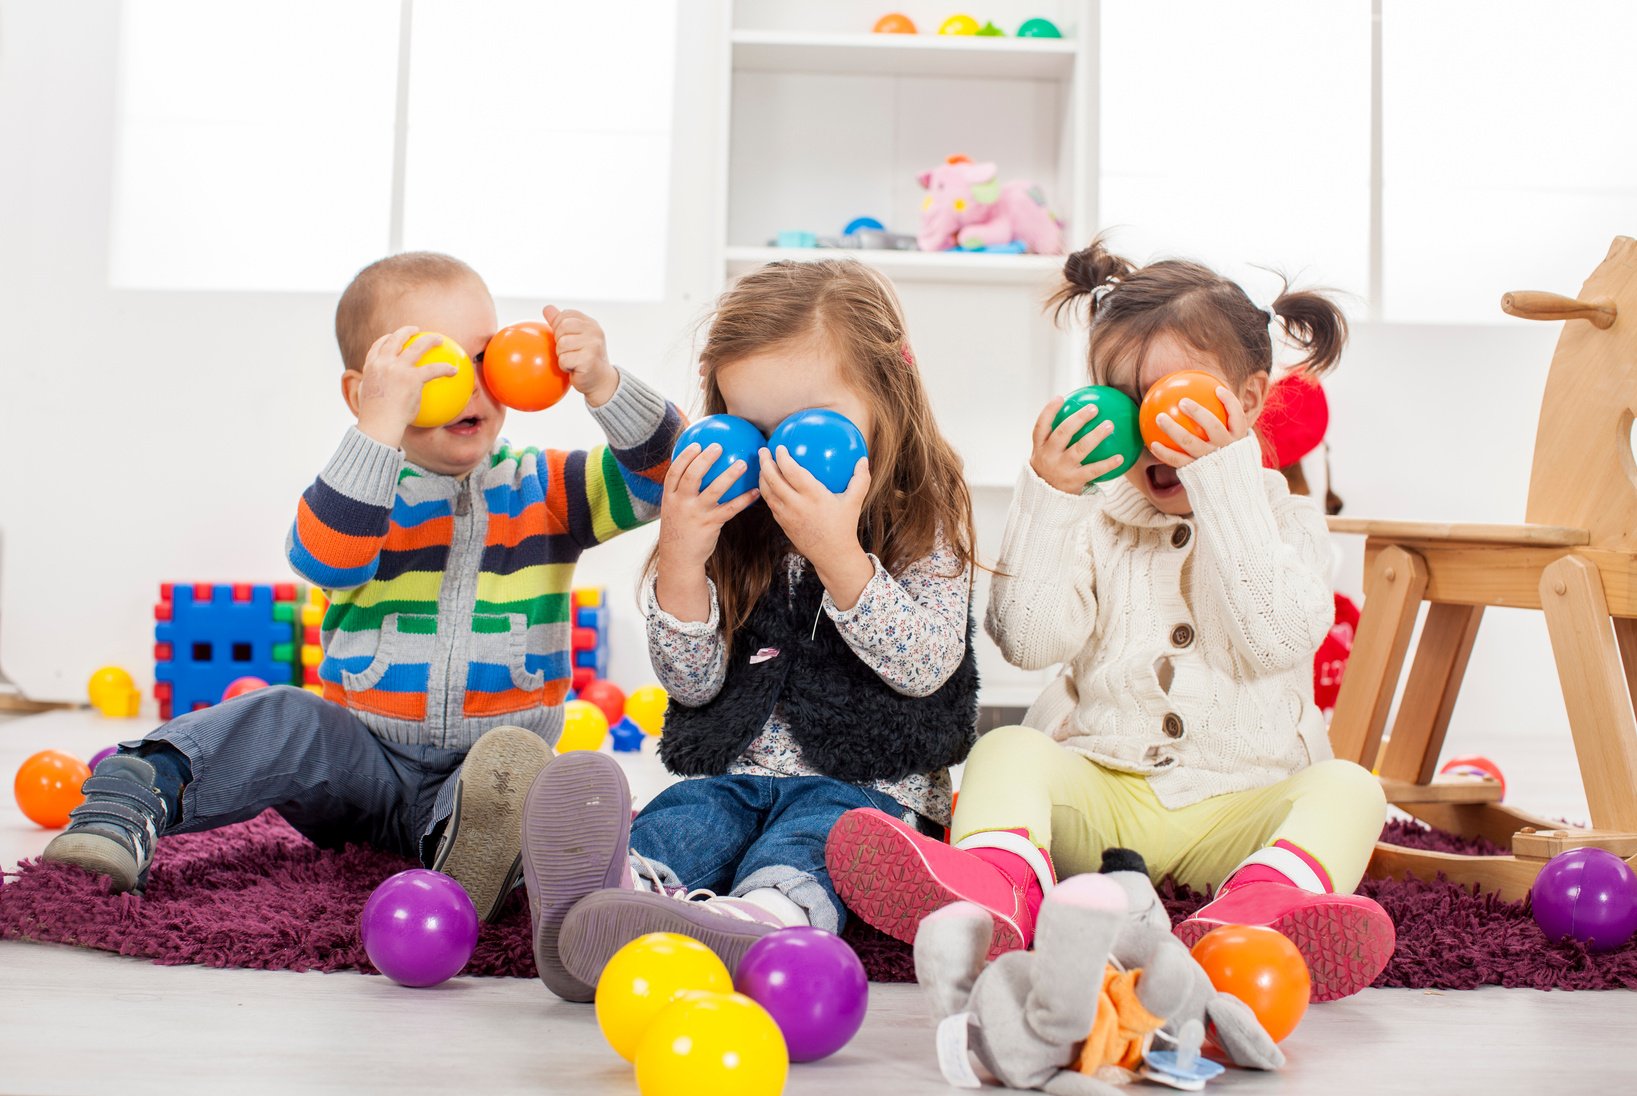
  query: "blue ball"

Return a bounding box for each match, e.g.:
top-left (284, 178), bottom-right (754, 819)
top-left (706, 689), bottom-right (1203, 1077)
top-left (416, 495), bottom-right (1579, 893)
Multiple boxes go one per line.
top-left (768, 409), bottom-right (869, 494)
top-left (672, 414), bottom-right (766, 503)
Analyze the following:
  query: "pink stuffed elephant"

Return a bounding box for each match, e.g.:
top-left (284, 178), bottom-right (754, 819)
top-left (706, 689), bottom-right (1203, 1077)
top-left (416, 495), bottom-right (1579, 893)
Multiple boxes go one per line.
top-left (917, 157), bottom-right (1064, 255)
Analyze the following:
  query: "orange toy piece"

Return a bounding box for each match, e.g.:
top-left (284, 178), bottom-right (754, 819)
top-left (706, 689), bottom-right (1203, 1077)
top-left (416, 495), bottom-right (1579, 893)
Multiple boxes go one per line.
top-left (483, 322), bottom-right (569, 412)
top-left (1074, 966), bottom-right (1167, 1075)
top-left (1189, 925), bottom-right (1310, 1043)
top-left (1139, 370), bottom-right (1229, 452)
top-left (873, 13), bottom-right (916, 33)
top-left (14, 749), bottom-right (92, 829)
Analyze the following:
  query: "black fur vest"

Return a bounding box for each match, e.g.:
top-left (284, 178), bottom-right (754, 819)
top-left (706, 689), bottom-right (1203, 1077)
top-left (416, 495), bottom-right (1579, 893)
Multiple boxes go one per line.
top-left (658, 563), bottom-right (979, 784)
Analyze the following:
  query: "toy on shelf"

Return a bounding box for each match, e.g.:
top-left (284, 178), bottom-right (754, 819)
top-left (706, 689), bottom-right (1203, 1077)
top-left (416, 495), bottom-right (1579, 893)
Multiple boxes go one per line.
top-left (484, 321), bottom-right (569, 412)
top-left (769, 218), bottom-right (918, 252)
top-left (1530, 848), bottom-right (1637, 952)
top-left (154, 584), bottom-right (303, 720)
top-left (406, 332), bottom-right (476, 428)
top-left (87, 666), bottom-right (141, 717)
top-left (1051, 385), bottom-right (1142, 484)
top-left (976, 21), bottom-right (1004, 36)
top-left (360, 869), bottom-right (479, 987)
top-left (1017, 17), bottom-right (1062, 38)
top-left (14, 750), bottom-right (91, 829)
top-left (939, 14), bottom-right (979, 35)
top-left (1439, 754), bottom-right (1506, 798)
top-left (916, 156), bottom-right (1064, 255)
top-left (872, 13), bottom-right (916, 34)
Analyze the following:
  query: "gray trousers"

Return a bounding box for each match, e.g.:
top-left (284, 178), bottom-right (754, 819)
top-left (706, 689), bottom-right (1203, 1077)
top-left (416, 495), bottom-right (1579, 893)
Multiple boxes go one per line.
top-left (126, 686), bottom-right (467, 863)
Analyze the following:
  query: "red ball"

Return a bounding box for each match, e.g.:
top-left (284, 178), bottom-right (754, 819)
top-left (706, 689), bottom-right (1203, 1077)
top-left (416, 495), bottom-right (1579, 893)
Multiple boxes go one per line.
top-left (14, 750), bottom-right (92, 829)
top-left (1189, 924), bottom-right (1310, 1042)
top-left (483, 322), bottom-right (569, 412)
top-left (578, 680), bottom-right (626, 726)
top-left (1439, 754), bottom-right (1505, 798)
top-left (1139, 370), bottom-right (1229, 452)
top-left (222, 676), bottom-right (270, 702)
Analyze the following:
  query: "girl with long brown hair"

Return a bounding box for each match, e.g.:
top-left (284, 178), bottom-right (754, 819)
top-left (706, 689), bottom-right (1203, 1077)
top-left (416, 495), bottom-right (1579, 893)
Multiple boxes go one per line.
top-left (520, 259), bottom-right (980, 997)
top-left (828, 236), bottom-right (1395, 1004)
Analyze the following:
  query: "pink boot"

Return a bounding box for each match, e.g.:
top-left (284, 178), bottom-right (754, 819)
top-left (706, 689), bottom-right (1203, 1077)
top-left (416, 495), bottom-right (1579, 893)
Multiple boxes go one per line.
top-left (1174, 875), bottom-right (1395, 1002)
top-left (825, 808), bottom-right (1046, 959)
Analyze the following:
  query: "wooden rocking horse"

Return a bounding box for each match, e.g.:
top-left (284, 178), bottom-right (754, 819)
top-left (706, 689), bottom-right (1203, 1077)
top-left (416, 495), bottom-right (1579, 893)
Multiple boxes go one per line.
top-left (1328, 236), bottom-right (1637, 900)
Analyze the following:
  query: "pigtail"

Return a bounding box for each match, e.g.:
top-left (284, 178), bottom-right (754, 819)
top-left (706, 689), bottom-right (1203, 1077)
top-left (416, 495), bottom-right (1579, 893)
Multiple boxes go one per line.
top-left (1050, 234), bottom-right (1137, 326)
top-left (1269, 287), bottom-right (1348, 376)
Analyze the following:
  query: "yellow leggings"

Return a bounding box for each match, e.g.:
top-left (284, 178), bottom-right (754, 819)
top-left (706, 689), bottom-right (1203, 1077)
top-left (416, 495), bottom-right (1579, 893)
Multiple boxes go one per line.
top-left (952, 725), bottom-right (1386, 893)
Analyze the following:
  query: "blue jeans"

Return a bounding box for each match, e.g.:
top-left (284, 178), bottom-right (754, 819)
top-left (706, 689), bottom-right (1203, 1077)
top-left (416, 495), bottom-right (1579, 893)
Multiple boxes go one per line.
top-left (630, 774), bottom-right (910, 933)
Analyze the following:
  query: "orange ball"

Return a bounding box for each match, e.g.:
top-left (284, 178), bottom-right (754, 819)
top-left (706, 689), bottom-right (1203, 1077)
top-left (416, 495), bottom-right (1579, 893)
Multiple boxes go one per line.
top-left (483, 322), bottom-right (569, 412)
top-left (14, 749), bottom-right (92, 829)
top-left (872, 13), bottom-right (916, 33)
top-left (1189, 924), bottom-right (1310, 1042)
top-left (1139, 370), bottom-right (1229, 452)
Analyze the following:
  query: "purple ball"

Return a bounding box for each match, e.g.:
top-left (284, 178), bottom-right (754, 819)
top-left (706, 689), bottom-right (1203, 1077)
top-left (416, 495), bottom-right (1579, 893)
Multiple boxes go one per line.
top-left (1531, 848), bottom-right (1637, 953)
top-left (88, 746), bottom-right (118, 771)
top-left (733, 926), bottom-right (868, 1061)
top-left (360, 869), bottom-right (479, 987)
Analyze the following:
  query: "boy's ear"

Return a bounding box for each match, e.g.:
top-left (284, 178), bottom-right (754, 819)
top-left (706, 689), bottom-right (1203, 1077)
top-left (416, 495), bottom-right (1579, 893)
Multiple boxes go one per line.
top-left (341, 369), bottom-right (364, 418)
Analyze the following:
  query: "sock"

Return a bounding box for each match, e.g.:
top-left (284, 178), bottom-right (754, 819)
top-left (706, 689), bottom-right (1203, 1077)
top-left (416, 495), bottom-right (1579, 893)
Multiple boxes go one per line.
top-left (1221, 839), bottom-right (1334, 895)
top-left (130, 743), bottom-right (191, 829)
top-left (736, 887), bottom-right (811, 927)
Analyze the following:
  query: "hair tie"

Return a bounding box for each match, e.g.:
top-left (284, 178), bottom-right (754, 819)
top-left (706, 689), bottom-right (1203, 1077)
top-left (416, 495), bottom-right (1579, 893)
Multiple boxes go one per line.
top-left (900, 344), bottom-right (916, 367)
top-left (1092, 277), bottom-right (1121, 306)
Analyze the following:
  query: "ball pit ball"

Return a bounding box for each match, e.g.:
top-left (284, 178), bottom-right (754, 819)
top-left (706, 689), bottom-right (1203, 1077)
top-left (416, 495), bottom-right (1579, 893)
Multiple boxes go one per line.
top-left (939, 14), bottom-right (980, 35)
top-left (1017, 17), bottom-right (1063, 38)
top-left (559, 699), bottom-right (610, 753)
top-left (578, 680), bottom-right (626, 727)
top-left (1052, 386), bottom-right (1143, 483)
top-left (14, 750), bottom-right (92, 829)
top-left (672, 415), bottom-right (765, 504)
top-left (596, 932), bottom-right (734, 1062)
top-left (626, 684), bottom-right (669, 736)
top-left (1139, 370), bottom-right (1229, 453)
top-left (406, 332), bottom-right (477, 428)
top-left (88, 746), bottom-right (119, 772)
top-left (1439, 754), bottom-right (1506, 798)
top-left (359, 869), bottom-right (479, 987)
top-left (1189, 924), bottom-right (1310, 1042)
top-left (872, 13), bottom-right (916, 34)
top-left (634, 991), bottom-right (789, 1096)
top-left (222, 676), bottom-right (269, 702)
top-left (1530, 848), bottom-right (1637, 953)
top-left (483, 321), bottom-right (569, 412)
top-left (734, 927), bottom-right (868, 1061)
top-left (767, 409), bottom-right (869, 494)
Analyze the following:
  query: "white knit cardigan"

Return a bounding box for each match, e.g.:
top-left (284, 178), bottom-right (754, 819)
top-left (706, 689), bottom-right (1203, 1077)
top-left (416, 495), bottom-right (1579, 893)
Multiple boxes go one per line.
top-left (986, 436), bottom-right (1335, 809)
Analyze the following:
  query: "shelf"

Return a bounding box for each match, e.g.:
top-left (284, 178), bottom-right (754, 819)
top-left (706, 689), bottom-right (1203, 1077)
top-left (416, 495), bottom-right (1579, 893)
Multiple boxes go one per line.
top-left (724, 245), bottom-right (1063, 286)
top-left (731, 30), bottom-right (1077, 81)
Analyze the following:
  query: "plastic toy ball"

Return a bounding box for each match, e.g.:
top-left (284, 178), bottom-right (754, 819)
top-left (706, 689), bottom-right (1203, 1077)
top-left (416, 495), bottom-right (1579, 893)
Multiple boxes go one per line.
top-left (672, 415), bottom-right (765, 504)
top-left (88, 746), bottom-right (118, 772)
top-left (1017, 17), bottom-right (1063, 38)
top-left (596, 932), bottom-right (734, 1062)
top-left (483, 321), bottom-right (569, 412)
top-left (767, 409), bottom-right (869, 494)
top-left (87, 666), bottom-right (140, 717)
top-left (359, 869), bottom-right (479, 987)
top-left (406, 332), bottom-right (477, 428)
top-left (578, 679), bottom-right (626, 727)
top-left (626, 684), bottom-right (669, 737)
top-left (734, 927), bottom-right (868, 1061)
top-left (221, 676), bottom-right (269, 703)
top-left (1531, 848), bottom-right (1637, 952)
top-left (1139, 370), bottom-right (1230, 453)
top-left (939, 14), bottom-right (980, 35)
top-left (634, 991), bottom-right (789, 1096)
top-left (872, 13), bottom-right (916, 33)
top-left (559, 699), bottom-right (610, 753)
top-left (1439, 754), bottom-right (1506, 798)
top-left (1052, 386), bottom-right (1142, 483)
top-left (1189, 925), bottom-right (1310, 1043)
top-left (14, 750), bottom-right (92, 829)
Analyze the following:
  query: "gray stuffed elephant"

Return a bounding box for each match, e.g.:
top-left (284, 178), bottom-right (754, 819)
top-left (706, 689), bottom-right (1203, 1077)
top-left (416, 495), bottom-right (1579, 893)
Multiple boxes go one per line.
top-left (914, 849), bottom-right (1285, 1094)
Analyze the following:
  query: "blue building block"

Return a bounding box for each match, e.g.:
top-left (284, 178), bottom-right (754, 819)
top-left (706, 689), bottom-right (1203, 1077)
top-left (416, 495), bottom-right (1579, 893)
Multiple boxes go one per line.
top-left (573, 645), bottom-right (609, 677)
top-left (575, 606), bottom-right (609, 631)
top-left (155, 583), bottom-right (296, 719)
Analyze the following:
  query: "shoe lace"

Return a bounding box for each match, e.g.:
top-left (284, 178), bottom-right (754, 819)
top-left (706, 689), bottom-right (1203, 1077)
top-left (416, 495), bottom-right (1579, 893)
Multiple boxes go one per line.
top-left (628, 851), bottom-right (761, 922)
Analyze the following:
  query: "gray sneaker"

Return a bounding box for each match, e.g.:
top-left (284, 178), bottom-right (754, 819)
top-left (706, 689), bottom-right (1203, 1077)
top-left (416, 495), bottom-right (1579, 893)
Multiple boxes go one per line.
top-left (41, 755), bottom-right (166, 893)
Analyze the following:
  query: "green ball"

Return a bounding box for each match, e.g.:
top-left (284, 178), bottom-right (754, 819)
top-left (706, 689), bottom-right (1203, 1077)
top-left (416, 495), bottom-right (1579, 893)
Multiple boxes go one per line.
top-left (1051, 386), bottom-right (1141, 483)
top-left (1017, 18), bottom-right (1063, 39)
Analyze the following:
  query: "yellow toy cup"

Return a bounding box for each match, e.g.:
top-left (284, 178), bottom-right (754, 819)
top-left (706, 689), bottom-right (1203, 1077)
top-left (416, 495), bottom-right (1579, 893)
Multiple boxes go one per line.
top-left (407, 332), bottom-right (476, 428)
top-left (87, 666), bottom-right (140, 717)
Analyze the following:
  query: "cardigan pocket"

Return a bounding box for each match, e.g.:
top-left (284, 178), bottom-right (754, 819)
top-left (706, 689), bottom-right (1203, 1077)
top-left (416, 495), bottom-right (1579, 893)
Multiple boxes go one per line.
top-left (339, 614), bottom-right (408, 693)
top-left (503, 613), bottom-right (545, 692)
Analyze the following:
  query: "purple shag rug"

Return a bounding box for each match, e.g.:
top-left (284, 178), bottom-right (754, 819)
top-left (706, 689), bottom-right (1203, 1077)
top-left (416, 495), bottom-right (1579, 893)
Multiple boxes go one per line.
top-left (2, 812), bottom-right (1633, 989)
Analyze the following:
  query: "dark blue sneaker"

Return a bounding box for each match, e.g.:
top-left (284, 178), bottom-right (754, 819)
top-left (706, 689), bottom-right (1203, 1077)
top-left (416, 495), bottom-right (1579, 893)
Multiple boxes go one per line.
top-left (41, 755), bottom-right (167, 893)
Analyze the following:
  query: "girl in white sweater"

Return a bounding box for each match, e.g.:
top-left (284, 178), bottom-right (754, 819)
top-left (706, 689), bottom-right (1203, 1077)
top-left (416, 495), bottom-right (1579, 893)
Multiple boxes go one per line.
top-left (827, 238), bottom-right (1393, 1002)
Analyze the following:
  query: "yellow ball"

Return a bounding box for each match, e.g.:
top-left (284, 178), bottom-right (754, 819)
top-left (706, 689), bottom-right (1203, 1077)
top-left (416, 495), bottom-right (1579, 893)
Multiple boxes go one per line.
top-left (596, 933), bottom-right (733, 1062)
top-left (407, 332), bottom-right (476, 428)
top-left (635, 991), bottom-right (789, 1096)
top-left (939, 14), bottom-right (980, 35)
top-left (87, 666), bottom-right (140, 718)
top-left (559, 699), bottom-right (610, 752)
top-left (625, 684), bottom-right (669, 737)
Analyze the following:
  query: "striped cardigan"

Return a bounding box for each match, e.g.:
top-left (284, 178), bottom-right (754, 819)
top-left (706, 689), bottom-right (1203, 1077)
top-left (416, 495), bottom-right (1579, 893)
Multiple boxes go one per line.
top-left (286, 372), bottom-right (680, 750)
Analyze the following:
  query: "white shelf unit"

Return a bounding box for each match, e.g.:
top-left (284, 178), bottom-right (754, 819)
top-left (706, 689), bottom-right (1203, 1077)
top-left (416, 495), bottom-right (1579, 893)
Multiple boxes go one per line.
top-left (718, 0), bottom-right (1097, 710)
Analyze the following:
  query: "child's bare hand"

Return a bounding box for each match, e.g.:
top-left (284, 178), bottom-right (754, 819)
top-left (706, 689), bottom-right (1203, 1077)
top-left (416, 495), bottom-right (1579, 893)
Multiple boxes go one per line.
top-left (1029, 397), bottom-right (1124, 494)
top-left (1148, 385), bottom-right (1250, 469)
top-left (355, 327), bottom-right (458, 448)
top-left (657, 442), bottom-right (761, 573)
top-left (541, 306), bottom-right (619, 408)
top-left (758, 447), bottom-right (869, 575)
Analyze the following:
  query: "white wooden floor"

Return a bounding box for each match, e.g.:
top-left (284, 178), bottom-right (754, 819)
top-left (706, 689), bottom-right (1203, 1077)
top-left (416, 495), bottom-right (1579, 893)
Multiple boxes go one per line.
top-left (2, 708), bottom-right (1634, 1094)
